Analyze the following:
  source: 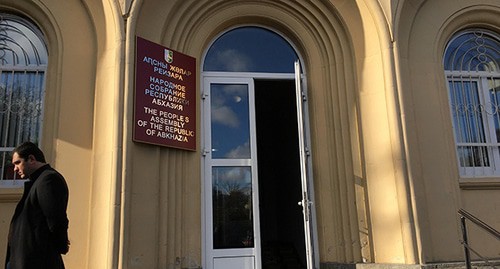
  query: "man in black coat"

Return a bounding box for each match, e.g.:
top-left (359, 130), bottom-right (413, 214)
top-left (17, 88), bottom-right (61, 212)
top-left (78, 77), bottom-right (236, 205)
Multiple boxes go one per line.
top-left (5, 142), bottom-right (70, 269)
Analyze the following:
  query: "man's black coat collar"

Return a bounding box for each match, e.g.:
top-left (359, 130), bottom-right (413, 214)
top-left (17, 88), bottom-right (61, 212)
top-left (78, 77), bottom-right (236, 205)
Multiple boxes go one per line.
top-left (28, 164), bottom-right (51, 183)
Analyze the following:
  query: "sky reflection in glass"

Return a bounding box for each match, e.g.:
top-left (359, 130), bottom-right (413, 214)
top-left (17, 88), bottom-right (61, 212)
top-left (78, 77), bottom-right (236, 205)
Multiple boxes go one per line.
top-left (204, 27), bottom-right (298, 73)
top-left (212, 166), bottom-right (253, 249)
top-left (0, 15), bottom-right (47, 65)
top-left (211, 84), bottom-right (251, 159)
top-left (444, 30), bottom-right (500, 72)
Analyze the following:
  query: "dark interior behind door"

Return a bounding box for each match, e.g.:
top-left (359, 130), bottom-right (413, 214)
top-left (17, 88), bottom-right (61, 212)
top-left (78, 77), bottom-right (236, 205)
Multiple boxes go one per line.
top-left (255, 79), bottom-right (306, 269)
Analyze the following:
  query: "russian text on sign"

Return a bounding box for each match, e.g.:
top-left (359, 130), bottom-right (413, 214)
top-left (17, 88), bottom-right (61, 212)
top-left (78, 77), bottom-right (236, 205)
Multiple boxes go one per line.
top-left (151, 98), bottom-right (184, 111)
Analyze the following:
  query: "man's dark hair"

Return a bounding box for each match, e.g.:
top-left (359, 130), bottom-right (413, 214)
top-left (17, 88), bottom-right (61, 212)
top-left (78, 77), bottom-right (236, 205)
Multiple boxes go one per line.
top-left (13, 142), bottom-right (46, 163)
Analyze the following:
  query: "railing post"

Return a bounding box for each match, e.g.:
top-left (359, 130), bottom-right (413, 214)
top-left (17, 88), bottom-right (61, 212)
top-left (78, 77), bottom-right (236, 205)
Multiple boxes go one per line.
top-left (460, 216), bottom-right (472, 269)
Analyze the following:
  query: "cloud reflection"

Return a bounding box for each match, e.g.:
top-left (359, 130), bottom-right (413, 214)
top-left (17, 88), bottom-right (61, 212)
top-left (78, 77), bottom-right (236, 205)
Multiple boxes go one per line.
top-left (211, 84), bottom-right (248, 128)
top-left (211, 49), bottom-right (254, 72)
top-left (213, 166), bottom-right (252, 195)
top-left (225, 140), bottom-right (250, 158)
top-left (212, 105), bottom-right (239, 128)
top-left (210, 84), bottom-right (250, 158)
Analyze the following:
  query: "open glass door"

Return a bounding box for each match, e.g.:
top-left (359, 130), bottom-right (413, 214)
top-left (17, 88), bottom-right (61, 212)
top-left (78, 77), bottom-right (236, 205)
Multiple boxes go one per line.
top-left (295, 60), bottom-right (316, 269)
top-left (203, 77), bottom-right (262, 269)
top-left (202, 27), bottom-right (317, 269)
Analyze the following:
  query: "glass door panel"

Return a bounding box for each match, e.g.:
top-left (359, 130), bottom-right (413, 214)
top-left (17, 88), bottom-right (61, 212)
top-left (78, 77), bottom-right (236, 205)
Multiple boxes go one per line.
top-left (204, 77), bottom-right (261, 269)
top-left (212, 166), bottom-right (254, 249)
top-left (210, 84), bottom-right (251, 159)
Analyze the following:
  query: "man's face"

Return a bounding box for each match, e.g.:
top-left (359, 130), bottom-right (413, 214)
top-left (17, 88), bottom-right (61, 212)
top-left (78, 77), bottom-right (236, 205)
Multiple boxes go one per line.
top-left (12, 152), bottom-right (36, 179)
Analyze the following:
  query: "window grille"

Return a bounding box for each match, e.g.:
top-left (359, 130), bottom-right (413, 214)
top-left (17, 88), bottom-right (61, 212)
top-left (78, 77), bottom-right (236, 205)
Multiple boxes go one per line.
top-left (444, 29), bottom-right (500, 177)
top-left (0, 14), bottom-right (47, 186)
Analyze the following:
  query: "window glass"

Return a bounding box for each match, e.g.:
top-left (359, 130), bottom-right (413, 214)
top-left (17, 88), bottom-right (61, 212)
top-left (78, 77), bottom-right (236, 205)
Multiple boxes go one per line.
top-left (444, 29), bottom-right (500, 177)
top-left (448, 80), bottom-right (489, 167)
top-left (212, 166), bottom-right (254, 249)
top-left (204, 27), bottom-right (298, 73)
top-left (489, 79), bottom-right (500, 142)
top-left (444, 30), bottom-right (500, 72)
top-left (211, 84), bottom-right (251, 159)
top-left (0, 14), bottom-right (48, 65)
top-left (0, 14), bottom-right (47, 183)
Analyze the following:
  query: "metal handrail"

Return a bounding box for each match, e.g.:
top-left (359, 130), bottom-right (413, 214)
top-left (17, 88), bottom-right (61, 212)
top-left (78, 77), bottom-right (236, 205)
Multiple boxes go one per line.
top-left (458, 209), bottom-right (500, 269)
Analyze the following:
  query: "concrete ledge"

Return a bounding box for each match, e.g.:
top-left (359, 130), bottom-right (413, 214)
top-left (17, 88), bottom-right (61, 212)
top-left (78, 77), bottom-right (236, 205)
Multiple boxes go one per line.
top-left (320, 263), bottom-right (420, 269)
top-left (421, 261), bottom-right (500, 269)
top-left (320, 261), bottom-right (500, 269)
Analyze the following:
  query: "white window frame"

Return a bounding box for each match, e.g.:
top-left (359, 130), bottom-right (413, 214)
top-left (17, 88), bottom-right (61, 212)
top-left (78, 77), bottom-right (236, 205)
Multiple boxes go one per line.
top-left (446, 72), bottom-right (500, 177)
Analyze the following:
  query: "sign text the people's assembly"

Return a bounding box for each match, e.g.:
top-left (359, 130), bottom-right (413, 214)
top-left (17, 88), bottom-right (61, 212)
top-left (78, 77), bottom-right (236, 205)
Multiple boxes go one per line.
top-left (134, 36), bottom-right (196, 151)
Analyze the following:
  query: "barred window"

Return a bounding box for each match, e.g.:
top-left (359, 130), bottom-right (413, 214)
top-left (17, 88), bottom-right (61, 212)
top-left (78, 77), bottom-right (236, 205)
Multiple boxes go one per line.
top-left (444, 29), bottom-right (500, 177)
top-left (0, 14), bottom-right (47, 186)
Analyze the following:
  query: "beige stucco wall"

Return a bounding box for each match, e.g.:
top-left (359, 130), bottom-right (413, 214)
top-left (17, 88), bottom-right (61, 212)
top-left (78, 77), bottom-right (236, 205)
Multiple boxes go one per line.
top-left (0, 0), bottom-right (499, 268)
top-left (396, 0), bottom-right (500, 262)
top-left (343, 0), bottom-right (416, 263)
top-left (0, 0), bottom-right (96, 268)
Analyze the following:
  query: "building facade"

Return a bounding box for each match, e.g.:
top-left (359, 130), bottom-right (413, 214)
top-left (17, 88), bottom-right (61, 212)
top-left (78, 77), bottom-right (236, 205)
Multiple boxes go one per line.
top-left (0, 0), bottom-right (499, 268)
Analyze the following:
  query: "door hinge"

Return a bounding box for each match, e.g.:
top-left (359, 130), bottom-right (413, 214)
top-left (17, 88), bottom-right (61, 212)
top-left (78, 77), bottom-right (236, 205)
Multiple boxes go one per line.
top-left (201, 91), bottom-right (208, 100)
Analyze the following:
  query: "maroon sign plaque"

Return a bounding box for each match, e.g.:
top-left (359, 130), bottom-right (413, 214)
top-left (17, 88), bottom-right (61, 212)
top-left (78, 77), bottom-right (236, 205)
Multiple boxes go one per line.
top-left (134, 36), bottom-right (196, 151)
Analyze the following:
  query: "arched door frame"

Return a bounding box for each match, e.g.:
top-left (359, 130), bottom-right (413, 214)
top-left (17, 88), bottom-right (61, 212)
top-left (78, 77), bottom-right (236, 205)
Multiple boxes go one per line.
top-left (200, 25), bottom-right (319, 269)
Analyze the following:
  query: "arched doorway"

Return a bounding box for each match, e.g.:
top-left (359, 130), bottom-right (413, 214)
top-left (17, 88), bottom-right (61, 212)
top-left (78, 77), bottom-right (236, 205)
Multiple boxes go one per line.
top-left (202, 26), bottom-right (317, 269)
